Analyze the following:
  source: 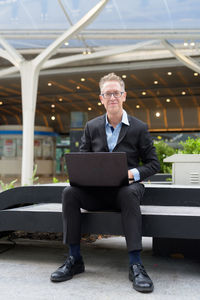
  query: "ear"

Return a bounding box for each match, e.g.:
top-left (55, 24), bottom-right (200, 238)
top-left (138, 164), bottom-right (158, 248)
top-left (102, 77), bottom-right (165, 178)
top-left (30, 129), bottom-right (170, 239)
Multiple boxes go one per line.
top-left (122, 92), bottom-right (127, 102)
top-left (99, 94), bottom-right (104, 104)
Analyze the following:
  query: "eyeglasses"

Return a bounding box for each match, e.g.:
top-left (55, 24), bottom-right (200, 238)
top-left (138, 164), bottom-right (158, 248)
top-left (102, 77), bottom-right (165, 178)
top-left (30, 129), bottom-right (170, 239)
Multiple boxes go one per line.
top-left (101, 91), bottom-right (124, 99)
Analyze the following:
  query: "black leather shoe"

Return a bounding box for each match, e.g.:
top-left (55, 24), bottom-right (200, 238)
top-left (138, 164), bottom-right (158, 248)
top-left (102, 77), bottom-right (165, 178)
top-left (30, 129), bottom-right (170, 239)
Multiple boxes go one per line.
top-left (129, 263), bottom-right (154, 293)
top-left (50, 256), bottom-right (85, 282)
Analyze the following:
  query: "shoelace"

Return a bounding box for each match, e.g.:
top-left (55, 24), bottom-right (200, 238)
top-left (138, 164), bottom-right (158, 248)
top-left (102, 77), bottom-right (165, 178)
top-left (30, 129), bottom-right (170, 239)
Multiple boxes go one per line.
top-left (60, 256), bottom-right (75, 269)
top-left (133, 264), bottom-right (148, 277)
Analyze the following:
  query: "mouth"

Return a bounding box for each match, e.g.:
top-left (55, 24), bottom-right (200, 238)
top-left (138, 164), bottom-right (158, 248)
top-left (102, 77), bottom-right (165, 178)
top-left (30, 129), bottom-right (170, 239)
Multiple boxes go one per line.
top-left (109, 101), bottom-right (118, 105)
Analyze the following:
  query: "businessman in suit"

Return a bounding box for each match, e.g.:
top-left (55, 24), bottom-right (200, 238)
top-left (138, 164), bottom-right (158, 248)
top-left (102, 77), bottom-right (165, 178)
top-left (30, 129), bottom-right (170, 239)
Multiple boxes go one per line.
top-left (51, 73), bottom-right (160, 293)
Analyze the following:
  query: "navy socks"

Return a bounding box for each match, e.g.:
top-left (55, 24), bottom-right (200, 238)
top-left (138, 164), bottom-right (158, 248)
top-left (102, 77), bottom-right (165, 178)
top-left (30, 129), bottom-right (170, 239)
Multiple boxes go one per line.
top-left (128, 250), bottom-right (142, 265)
top-left (69, 244), bottom-right (81, 261)
top-left (69, 244), bottom-right (141, 265)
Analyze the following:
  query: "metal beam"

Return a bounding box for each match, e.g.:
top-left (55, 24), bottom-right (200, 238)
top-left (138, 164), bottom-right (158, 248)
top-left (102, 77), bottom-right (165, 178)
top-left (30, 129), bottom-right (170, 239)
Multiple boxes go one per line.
top-left (57, 0), bottom-right (90, 50)
top-left (162, 40), bottom-right (200, 74)
top-left (33, 0), bottom-right (108, 68)
top-left (0, 66), bottom-right (18, 77)
top-left (0, 58), bottom-right (184, 80)
top-left (43, 40), bottom-right (157, 70)
top-left (1, 46), bottom-right (199, 79)
top-left (0, 49), bottom-right (16, 64)
top-left (0, 37), bottom-right (24, 68)
top-left (1, 29), bottom-right (200, 40)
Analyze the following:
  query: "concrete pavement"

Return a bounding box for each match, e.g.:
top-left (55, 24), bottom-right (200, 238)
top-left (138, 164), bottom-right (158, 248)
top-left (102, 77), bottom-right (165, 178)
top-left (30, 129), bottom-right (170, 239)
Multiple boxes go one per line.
top-left (0, 236), bottom-right (200, 300)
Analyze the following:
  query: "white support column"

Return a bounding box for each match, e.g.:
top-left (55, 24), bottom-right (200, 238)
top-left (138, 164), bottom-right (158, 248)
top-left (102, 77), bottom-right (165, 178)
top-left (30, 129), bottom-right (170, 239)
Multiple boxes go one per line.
top-left (0, 0), bottom-right (109, 185)
top-left (20, 61), bottom-right (40, 185)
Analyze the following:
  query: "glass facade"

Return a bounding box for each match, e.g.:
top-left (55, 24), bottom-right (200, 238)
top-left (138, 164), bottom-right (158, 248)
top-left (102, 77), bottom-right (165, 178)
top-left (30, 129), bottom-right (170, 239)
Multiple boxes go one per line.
top-left (0, 136), bottom-right (54, 159)
top-left (1, 0), bottom-right (200, 49)
top-left (0, 126), bottom-right (57, 176)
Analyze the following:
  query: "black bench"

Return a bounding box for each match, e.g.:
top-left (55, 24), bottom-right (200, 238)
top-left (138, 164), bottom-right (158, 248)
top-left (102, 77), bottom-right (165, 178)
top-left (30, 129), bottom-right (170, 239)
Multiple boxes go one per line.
top-left (0, 184), bottom-right (200, 256)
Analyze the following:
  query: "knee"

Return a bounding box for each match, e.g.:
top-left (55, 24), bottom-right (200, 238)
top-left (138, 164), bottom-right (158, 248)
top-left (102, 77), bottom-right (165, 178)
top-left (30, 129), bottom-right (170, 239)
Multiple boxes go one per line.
top-left (118, 186), bottom-right (138, 200)
top-left (62, 186), bottom-right (79, 207)
top-left (117, 187), bottom-right (140, 209)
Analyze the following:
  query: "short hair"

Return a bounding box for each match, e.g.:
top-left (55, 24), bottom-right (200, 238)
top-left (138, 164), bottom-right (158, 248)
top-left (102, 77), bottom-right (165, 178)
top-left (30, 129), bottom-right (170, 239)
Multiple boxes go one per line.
top-left (99, 73), bottom-right (125, 92)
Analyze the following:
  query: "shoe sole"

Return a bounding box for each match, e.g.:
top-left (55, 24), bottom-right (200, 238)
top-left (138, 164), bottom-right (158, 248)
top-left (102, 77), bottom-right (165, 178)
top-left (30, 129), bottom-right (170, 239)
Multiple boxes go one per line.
top-left (129, 273), bottom-right (154, 293)
top-left (50, 266), bottom-right (85, 282)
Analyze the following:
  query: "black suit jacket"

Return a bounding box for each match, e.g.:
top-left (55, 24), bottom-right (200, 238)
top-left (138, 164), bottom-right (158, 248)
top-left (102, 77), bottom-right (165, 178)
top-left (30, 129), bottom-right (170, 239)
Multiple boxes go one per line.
top-left (80, 114), bottom-right (160, 181)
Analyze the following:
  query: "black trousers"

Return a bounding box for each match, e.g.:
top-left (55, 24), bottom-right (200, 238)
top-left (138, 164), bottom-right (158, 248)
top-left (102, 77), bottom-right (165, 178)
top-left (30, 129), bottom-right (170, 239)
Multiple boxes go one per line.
top-left (62, 183), bottom-right (145, 252)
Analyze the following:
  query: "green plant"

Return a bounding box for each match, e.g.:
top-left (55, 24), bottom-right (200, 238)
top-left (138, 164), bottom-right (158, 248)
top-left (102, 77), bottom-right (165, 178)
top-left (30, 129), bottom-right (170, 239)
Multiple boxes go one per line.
top-left (0, 179), bottom-right (17, 191)
top-left (53, 177), bottom-right (69, 183)
top-left (154, 140), bottom-right (176, 173)
top-left (53, 177), bottom-right (59, 183)
top-left (166, 177), bottom-right (172, 182)
top-left (179, 137), bottom-right (200, 154)
top-left (30, 164), bottom-right (39, 184)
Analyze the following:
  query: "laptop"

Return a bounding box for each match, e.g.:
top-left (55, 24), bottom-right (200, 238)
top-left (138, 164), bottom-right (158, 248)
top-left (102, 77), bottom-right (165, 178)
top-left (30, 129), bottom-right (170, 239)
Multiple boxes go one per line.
top-left (65, 152), bottom-right (129, 187)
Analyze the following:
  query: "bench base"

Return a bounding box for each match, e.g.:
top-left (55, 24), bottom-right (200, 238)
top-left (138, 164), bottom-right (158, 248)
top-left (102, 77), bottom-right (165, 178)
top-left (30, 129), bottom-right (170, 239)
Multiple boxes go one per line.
top-left (153, 237), bottom-right (200, 258)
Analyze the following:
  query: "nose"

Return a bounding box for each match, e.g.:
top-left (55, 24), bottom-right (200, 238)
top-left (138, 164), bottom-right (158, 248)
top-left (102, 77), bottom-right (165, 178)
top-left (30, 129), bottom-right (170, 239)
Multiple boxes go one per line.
top-left (110, 93), bottom-right (115, 99)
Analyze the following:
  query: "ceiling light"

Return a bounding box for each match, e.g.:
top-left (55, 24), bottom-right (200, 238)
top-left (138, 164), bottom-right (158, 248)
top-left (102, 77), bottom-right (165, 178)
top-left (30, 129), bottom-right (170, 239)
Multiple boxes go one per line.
top-left (48, 82), bottom-right (52, 86)
top-left (190, 42), bottom-right (195, 46)
top-left (51, 116), bottom-right (55, 120)
top-left (184, 42), bottom-right (188, 47)
top-left (76, 86), bottom-right (80, 90)
top-left (51, 104), bottom-right (55, 108)
top-left (98, 102), bottom-right (102, 106)
top-left (166, 98), bottom-right (171, 103)
top-left (0, 101), bottom-right (3, 105)
top-left (81, 78), bottom-right (85, 82)
top-left (58, 98), bottom-right (63, 102)
top-left (122, 75), bottom-right (127, 78)
top-left (154, 80), bottom-right (158, 85)
top-left (142, 91), bottom-right (146, 95)
top-left (194, 72), bottom-right (198, 76)
top-left (167, 72), bottom-right (172, 76)
top-left (136, 104), bottom-right (140, 109)
top-left (83, 50), bottom-right (91, 55)
top-left (88, 107), bottom-right (92, 111)
top-left (155, 112), bottom-right (160, 118)
top-left (182, 91), bottom-right (186, 95)
top-left (64, 42), bottom-right (69, 46)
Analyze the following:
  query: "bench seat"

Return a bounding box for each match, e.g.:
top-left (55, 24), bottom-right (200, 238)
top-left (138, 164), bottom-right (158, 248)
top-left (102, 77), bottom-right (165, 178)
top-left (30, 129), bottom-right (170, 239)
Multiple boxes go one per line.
top-left (1, 184), bottom-right (200, 256)
top-left (1, 203), bottom-right (200, 240)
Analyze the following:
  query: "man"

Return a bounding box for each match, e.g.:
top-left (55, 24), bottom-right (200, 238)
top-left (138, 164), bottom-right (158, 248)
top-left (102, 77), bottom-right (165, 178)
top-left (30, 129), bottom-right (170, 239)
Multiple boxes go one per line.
top-left (50, 73), bottom-right (160, 293)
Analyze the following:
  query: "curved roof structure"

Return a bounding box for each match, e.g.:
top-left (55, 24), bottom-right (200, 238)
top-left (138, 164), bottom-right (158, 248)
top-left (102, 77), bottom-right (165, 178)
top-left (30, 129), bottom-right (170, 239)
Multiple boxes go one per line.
top-left (0, 0), bottom-right (200, 184)
top-left (0, 1), bottom-right (200, 130)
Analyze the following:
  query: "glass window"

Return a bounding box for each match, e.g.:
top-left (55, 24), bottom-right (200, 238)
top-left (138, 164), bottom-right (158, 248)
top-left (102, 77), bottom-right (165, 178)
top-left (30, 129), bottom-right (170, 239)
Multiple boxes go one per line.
top-left (42, 137), bottom-right (53, 159)
top-left (3, 138), bottom-right (16, 157)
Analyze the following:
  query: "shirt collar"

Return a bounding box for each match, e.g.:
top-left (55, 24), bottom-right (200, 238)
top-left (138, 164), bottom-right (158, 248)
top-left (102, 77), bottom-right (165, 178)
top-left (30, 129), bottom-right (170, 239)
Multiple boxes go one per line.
top-left (106, 109), bottom-right (130, 126)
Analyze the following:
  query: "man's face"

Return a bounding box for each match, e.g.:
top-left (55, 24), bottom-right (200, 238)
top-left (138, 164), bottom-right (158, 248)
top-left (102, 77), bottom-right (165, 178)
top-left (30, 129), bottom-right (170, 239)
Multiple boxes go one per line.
top-left (99, 81), bottom-right (126, 115)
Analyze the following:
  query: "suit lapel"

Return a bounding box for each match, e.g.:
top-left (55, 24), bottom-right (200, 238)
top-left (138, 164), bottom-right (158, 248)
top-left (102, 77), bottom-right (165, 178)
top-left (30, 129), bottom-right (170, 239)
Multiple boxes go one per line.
top-left (115, 123), bottom-right (129, 146)
top-left (98, 114), bottom-right (109, 151)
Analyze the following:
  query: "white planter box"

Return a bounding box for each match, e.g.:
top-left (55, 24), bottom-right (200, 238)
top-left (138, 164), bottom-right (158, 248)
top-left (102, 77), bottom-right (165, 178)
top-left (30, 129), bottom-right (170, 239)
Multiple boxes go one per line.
top-left (164, 154), bottom-right (200, 185)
